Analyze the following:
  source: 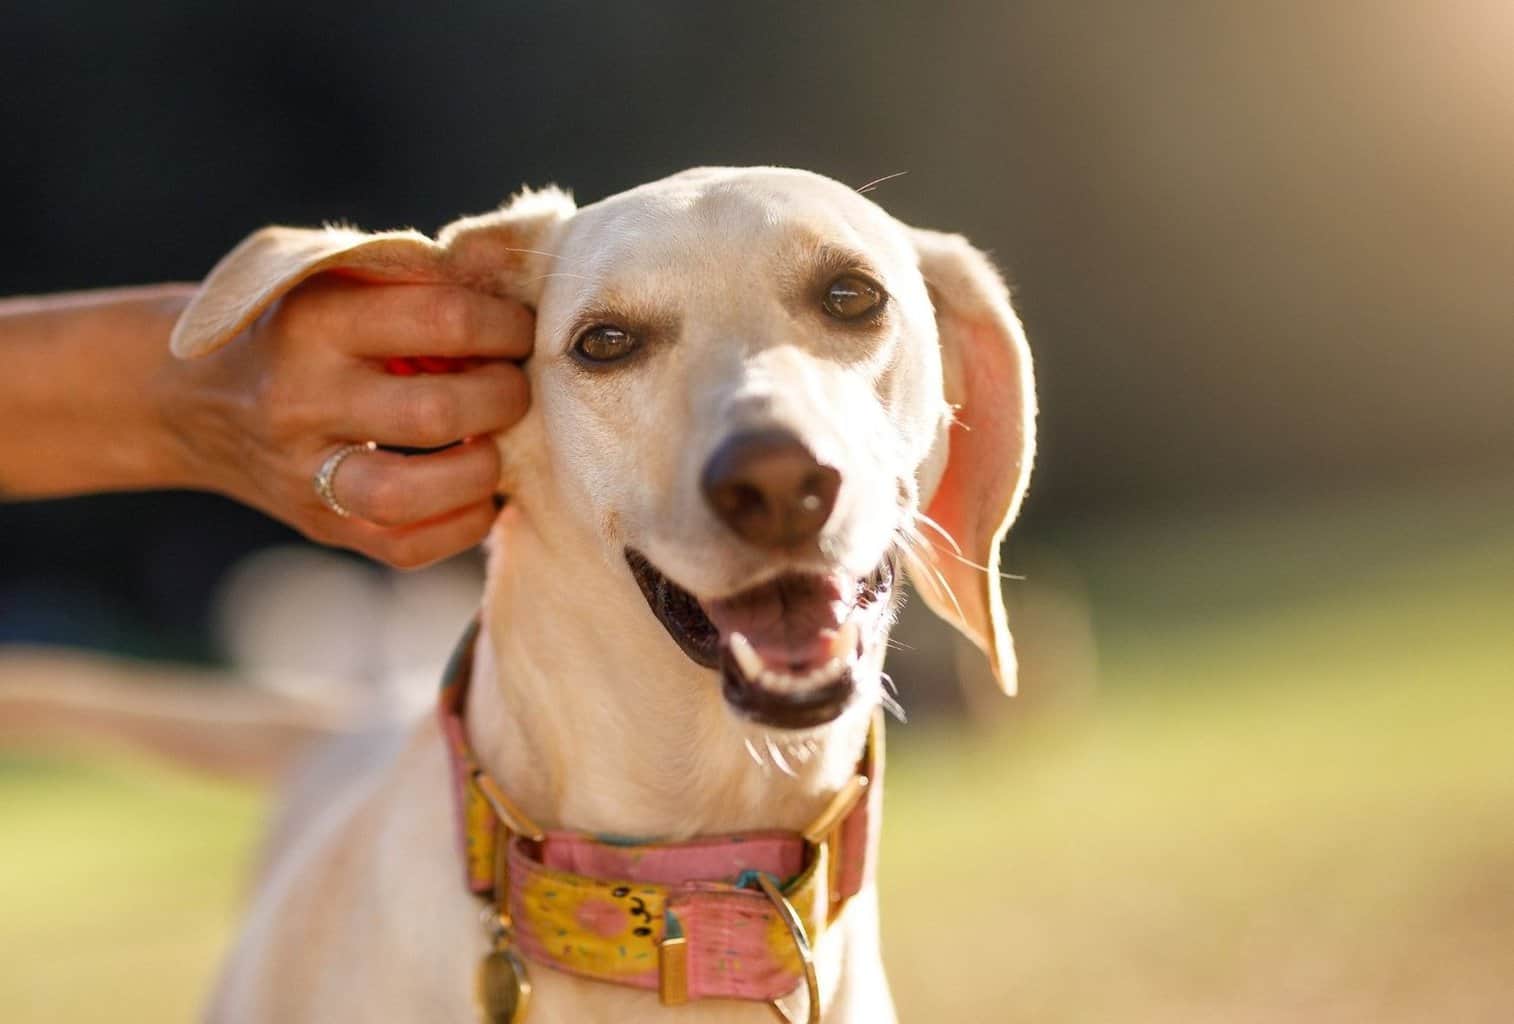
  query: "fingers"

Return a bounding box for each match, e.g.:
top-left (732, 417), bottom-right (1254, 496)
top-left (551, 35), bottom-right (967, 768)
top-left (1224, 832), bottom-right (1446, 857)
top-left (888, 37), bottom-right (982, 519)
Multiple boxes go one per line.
top-left (336, 361), bottom-right (530, 449)
top-left (289, 277), bottom-right (535, 359)
top-left (324, 439), bottom-right (502, 528)
top-left (343, 499), bottom-right (501, 570)
top-left (206, 274), bottom-right (536, 569)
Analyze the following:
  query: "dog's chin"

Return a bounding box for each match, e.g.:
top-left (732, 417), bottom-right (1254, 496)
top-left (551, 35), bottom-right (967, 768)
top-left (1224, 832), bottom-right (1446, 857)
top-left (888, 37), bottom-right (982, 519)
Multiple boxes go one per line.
top-left (625, 549), bottom-right (894, 731)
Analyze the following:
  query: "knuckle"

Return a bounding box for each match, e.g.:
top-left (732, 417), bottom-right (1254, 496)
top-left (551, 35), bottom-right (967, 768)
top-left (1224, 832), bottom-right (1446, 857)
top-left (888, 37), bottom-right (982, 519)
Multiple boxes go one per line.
top-left (424, 288), bottom-right (474, 347)
top-left (381, 534), bottom-right (432, 571)
top-left (270, 282), bottom-right (327, 340)
top-left (303, 518), bottom-right (343, 547)
top-left (258, 380), bottom-right (315, 441)
top-left (397, 390), bottom-right (459, 445)
top-left (361, 471), bottom-right (411, 526)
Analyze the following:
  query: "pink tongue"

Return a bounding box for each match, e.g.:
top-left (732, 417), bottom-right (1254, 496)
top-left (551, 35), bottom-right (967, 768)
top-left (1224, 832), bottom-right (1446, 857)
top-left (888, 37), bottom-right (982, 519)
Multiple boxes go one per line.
top-left (703, 574), bottom-right (851, 670)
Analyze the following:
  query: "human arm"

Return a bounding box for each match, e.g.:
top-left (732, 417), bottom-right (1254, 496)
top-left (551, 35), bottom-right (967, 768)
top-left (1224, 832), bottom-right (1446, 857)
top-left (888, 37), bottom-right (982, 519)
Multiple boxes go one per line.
top-left (0, 278), bottom-right (532, 567)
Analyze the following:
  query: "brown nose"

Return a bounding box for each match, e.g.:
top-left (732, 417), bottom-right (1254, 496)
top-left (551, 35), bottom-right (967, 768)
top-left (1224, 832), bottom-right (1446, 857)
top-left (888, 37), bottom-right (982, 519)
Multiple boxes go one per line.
top-left (701, 430), bottom-right (841, 549)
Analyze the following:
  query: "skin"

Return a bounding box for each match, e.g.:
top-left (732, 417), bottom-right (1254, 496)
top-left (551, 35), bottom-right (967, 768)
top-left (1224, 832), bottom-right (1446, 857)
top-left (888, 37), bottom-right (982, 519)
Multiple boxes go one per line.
top-left (0, 279), bottom-right (533, 567)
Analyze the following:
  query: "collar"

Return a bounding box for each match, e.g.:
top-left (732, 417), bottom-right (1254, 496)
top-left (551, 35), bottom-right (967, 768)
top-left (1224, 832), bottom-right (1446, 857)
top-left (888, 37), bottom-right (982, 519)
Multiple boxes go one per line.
top-left (438, 617), bottom-right (883, 1014)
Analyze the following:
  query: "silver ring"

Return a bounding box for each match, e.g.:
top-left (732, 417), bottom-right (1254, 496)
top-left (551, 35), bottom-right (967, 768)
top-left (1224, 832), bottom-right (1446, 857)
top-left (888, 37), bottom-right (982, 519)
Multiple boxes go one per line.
top-left (313, 441), bottom-right (377, 518)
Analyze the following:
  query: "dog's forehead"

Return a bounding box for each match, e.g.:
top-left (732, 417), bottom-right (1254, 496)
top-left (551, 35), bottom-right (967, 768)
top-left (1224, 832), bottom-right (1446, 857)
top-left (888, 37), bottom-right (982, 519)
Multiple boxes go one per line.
top-left (545, 168), bottom-right (914, 303)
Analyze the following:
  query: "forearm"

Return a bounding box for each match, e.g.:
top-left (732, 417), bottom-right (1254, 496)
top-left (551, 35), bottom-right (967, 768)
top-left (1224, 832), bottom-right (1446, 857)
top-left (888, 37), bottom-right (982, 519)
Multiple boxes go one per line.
top-left (0, 284), bottom-right (198, 498)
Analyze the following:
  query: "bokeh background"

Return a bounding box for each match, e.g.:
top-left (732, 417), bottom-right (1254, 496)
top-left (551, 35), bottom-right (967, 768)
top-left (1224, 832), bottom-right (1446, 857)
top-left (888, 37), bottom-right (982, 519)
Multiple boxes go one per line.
top-left (3, 3), bottom-right (1512, 1021)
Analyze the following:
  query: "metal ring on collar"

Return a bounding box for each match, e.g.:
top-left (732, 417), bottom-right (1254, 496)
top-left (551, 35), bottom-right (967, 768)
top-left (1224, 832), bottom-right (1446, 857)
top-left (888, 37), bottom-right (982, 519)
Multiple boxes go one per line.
top-left (754, 873), bottom-right (822, 1024)
top-left (313, 441), bottom-right (377, 518)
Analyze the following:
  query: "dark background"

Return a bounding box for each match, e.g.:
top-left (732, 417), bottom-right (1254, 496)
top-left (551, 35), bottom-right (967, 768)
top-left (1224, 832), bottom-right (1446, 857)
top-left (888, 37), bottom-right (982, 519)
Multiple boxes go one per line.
top-left (4, 1), bottom-right (1510, 660)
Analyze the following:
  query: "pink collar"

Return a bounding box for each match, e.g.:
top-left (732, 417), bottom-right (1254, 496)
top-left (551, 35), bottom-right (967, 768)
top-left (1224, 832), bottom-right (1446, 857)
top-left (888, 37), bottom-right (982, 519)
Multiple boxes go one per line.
top-left (437, 618), bottom-right (882, 1016)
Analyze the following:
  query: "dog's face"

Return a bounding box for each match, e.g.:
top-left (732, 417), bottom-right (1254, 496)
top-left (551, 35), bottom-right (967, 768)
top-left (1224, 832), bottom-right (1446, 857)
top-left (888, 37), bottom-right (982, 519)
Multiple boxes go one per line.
top-left (173, 165), bottom-right (1035, 732)
top-left (516, 168), bottom-right (947, 728)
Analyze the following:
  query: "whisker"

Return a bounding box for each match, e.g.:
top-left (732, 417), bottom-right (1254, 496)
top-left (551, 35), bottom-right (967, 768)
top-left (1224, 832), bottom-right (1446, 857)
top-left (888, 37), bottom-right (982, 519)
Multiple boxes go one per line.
top-left (910, 511), bottom-right (1025, 582)
top-left (943, 548), bottom-right (1026, 582)
top-left (765, 737), bottom-right (797, 778)
top-left (915, 553), bottom-right (968, 625)
top-left (493, 246), bottom-right (575, 262)
top-left (913, 511), bottom-right (965, 557)
top-left (743, 737), bottom-right (766, 769)
top-left (855, 170), bottom-right (909, 195)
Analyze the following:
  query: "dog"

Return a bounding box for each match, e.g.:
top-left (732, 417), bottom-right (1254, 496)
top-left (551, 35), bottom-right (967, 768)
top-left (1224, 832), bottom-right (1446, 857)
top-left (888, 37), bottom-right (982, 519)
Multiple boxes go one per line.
top-left (170, 166), bottom-right (1036, 1023)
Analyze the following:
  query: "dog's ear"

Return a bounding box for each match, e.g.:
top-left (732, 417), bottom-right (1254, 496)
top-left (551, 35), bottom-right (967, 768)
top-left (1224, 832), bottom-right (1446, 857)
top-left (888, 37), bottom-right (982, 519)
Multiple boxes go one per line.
top-left (907, 229), bottom-right (1037, 695)
top-left (171, 186), bottom-right (575, 359)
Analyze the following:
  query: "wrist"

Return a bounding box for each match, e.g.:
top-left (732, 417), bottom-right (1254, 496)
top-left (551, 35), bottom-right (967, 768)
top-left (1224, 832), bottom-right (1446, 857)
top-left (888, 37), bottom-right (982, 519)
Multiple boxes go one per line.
top-left (136, 286), bottom-right (222, 493)
top-left (0, 284), bottom-right (201, 498)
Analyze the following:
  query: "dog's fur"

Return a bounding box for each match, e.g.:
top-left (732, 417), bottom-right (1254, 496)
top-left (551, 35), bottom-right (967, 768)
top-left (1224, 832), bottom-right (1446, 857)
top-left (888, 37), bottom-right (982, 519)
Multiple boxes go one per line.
top-left (172, 166), bottom-right (1035, 1023)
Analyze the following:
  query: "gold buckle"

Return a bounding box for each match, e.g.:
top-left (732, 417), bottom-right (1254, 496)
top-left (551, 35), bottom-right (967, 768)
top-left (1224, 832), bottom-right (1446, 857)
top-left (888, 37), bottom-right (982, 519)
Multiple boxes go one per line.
top-left (658, 911), bottom-right (690, 1006)
top-left (801, 774), bottom-right (867, 844)
top-left (473, 771), bottom-right (546, 842)
top-left (801, 773), bottom-right (867, 923)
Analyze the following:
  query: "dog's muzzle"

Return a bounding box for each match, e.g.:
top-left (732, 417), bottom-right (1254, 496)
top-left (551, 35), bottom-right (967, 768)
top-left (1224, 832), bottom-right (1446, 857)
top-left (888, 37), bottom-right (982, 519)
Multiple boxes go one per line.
top-left (626, 550), bottom-right (895, 729)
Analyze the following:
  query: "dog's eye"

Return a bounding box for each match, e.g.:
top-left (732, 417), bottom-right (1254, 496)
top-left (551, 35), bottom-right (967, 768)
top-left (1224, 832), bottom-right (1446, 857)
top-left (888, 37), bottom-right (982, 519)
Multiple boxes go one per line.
top-left (822, 274), bottom-right (885, 321)
top-left (573, 325), bottom-right (639, 364)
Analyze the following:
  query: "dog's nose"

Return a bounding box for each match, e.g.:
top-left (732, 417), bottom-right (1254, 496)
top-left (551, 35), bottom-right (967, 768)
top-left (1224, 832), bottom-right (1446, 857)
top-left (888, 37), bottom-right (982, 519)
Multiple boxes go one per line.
top-left (701, 430), bottom-right (841, 548)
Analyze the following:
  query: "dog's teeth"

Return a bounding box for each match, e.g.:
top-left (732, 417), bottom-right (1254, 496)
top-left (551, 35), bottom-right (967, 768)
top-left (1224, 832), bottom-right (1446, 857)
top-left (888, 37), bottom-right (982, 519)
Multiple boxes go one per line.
top-left (729, 633), bottom-right (765, 680)
top-left (826, 621), bottom-right (861, 662)
top-left (734, 624), bottom-right (862, 696)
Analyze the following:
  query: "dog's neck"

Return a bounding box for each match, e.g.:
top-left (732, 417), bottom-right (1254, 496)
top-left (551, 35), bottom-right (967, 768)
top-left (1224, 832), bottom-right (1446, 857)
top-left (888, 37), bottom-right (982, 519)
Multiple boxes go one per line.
top-left (464, 510), bottom-right (875, 840)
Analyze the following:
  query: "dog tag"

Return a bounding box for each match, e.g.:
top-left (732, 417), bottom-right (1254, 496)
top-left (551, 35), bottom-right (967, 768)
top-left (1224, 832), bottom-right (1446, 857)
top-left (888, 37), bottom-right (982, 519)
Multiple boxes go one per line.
top-left (476, 945), bottom-right (531, 1024)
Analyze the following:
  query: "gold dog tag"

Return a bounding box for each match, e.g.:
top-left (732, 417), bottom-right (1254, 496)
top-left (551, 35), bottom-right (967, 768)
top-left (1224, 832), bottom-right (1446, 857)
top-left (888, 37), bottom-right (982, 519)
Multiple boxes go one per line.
top-left (476, 944), bottom-right (531, 1024)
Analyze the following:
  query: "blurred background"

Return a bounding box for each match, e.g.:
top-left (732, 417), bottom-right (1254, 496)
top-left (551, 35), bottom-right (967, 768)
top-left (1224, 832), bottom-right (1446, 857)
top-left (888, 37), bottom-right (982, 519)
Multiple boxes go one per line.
top-left (2, 2), bottom-right (1511, 1021)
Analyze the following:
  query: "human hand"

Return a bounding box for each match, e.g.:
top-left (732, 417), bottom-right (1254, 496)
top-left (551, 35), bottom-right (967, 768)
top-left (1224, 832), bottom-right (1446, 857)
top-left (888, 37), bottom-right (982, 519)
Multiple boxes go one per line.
top-left (159, 274), bottom-right (532, 568)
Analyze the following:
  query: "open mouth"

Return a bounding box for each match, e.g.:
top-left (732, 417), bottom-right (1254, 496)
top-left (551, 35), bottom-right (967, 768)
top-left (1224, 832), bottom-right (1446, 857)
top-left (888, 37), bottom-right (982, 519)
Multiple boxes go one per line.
top-left (625, 549), bottom-right (894, 730)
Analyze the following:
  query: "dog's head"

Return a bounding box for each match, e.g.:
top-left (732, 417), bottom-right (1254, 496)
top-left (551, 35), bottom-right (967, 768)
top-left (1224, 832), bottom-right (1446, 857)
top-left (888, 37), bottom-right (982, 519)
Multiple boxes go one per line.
top-left (174, 167), bottom-right (1035, 731)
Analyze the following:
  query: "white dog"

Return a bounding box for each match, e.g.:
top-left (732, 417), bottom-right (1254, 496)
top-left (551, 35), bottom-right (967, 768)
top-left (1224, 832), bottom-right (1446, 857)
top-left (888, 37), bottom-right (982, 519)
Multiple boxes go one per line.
top-left (171, 166), bottom-right (1035, 1023)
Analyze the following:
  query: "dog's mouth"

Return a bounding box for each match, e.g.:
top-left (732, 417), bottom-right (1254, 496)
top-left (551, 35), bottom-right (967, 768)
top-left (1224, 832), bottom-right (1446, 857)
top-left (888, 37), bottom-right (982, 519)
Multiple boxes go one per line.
top-left (625, 549), bottom-right (895, 730)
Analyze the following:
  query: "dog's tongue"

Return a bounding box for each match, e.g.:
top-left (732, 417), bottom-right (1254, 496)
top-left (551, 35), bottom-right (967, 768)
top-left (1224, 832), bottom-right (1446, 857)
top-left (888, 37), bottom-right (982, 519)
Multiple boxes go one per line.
top-left (702, 573), bottom-right (853, 670)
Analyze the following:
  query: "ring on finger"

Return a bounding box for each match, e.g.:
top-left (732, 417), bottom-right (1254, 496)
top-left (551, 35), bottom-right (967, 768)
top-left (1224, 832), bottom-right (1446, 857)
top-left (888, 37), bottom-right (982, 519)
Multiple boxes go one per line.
top-left (313, 441), bottom-right (377, 519)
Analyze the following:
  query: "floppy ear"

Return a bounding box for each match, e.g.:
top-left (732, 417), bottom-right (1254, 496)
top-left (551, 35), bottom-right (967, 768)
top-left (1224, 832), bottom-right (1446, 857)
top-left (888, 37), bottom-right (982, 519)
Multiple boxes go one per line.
top-left (170, 186), bottom-right (575, 358)
top-left (907, 229), bottom-right (1037, 695)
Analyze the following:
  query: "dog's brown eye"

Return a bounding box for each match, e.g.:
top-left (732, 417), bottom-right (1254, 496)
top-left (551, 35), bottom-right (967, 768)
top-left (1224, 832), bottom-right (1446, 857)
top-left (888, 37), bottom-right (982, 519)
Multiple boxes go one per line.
top-left (573, 325), bottom-right (639, 364)
top-left (822, 274), bottom-right (884, 321)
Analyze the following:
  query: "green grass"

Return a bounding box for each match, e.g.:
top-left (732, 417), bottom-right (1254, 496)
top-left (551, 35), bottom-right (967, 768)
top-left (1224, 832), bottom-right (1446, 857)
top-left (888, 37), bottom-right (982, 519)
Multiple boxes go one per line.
top-left (0, 757), bottom-right (263, 1021)
top-left (3, 481), bottom-right (1511, 1021)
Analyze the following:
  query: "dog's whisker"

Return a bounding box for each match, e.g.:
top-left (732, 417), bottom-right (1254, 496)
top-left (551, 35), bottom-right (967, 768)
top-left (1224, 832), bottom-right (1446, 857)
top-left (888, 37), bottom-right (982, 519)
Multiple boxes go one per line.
top-left (765, 736), bottom-right (797, 778)
top-left (910, 551), bottom-right (969, 627)
top-left (942, 548), bottom-right (1025, 582)
top-left (912, 510), bottom-right (966, 558)
top-left (855, 170), bottom-right (909, 195)
top-left (493, 245), bottom-right (576, 262)
top-left (904, 512), bottom-right (1024, 582)
top-left (788, 738), bottom-right (817, 766)
top-left (742, 737), bottom-right (767, 769)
